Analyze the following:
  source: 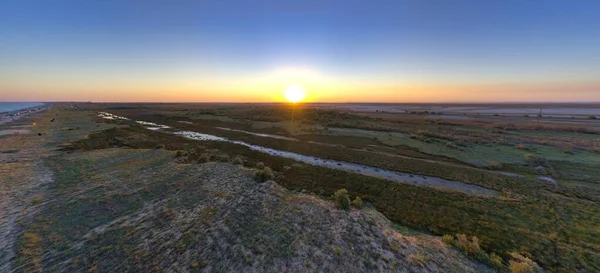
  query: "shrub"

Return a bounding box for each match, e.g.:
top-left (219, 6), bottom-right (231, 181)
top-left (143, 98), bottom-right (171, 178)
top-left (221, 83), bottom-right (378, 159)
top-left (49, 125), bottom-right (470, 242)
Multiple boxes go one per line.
top-left (216, 154), bottom-right (230, 162)
top-left (442, 234), bottom-right (454, 244)
top-left (455, 234), bottom-right (481, 254)
top-left (445, 141), bottom-right (459, 149)
top-left (509, 261), bottom-right (535, 273)
top-left (408, 254), bottom-right (428, 267)
top-left (516, 143), bottom-right (527, 150)
top-left (589, 115), bottom-right (597, 120)
top-left (351, 196), bottom-right (363, 208)
top-left (453, 234), bottom-right (491, 260)
top-left (232, 156), bottom-right (244, 165)
top-left (198, 153), bottom-right (211, 163)
top-left (489, 253), bottom-right (504, 270)
top-left (256, 162), bottom-right (265, 169)
top-left (155, 144), bottom-right (166, 149)
top-left (508, 252), bottom-right (541, 273)
top-left (333, 189), bottom-right (351, 210)
top-left (486, 161), bottom-right (503, 170)
top-left (31, 195), bottom-right (44, 205)
top-left (333, 246), bottom-right (342, 255)
top-left (254, 167), bottom-right (273, 182)
top-left (175, 150), bottom-right (185, 157)
top-left (446, 234), bottom-right (507, 269)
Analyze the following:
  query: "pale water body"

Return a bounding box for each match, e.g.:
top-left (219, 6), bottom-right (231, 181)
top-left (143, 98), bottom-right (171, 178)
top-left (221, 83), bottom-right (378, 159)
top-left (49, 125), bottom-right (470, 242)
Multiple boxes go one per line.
top-left (215, 127), bottom-right (298, 140)
top-left (0, 129), bottom-right (30, 136)
top-left (0, 102), bottom-right (44, 113)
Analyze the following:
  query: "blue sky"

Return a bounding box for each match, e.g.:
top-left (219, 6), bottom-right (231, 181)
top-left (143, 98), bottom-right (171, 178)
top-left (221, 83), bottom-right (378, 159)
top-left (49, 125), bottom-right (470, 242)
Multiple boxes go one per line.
top-left (1, 0), bottom-right (599, 102)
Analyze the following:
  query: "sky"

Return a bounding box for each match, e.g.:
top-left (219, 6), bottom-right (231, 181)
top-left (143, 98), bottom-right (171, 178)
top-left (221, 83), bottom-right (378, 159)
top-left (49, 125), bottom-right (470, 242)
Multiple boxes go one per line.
top-left (1, 0), bottom-right (599, 102)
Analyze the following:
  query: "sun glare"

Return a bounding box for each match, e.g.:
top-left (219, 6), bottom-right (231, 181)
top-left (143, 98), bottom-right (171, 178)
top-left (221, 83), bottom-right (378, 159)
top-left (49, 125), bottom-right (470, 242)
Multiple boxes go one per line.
top-left (284, 85), bottom-right (306, 103)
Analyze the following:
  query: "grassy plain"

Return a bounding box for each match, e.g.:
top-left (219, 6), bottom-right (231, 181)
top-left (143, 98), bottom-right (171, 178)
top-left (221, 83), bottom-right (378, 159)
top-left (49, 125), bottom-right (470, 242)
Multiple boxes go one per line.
top-left (80, 102), bottom-right (600, 272)
top-left (4, 103), bottom-right (599, 272)
top-left (2, 106), bottom-right (495, 272)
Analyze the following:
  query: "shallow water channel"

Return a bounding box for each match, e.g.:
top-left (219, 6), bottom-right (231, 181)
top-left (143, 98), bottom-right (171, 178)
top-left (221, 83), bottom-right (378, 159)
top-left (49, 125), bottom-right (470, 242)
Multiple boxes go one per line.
top-left (99, 112), bottom-right (499, 196)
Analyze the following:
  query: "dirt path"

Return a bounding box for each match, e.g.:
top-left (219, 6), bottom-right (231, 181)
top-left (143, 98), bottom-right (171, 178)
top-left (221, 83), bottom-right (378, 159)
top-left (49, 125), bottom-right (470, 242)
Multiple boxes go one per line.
top-left (0, 106), bottom-right (117, 272)
top-left (0, 110), bottom-right (55, 272)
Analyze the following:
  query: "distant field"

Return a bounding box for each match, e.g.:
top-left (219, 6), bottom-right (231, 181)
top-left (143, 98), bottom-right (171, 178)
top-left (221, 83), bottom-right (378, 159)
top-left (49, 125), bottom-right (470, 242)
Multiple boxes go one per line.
top-left (306, 103), bottom-right (600, 125)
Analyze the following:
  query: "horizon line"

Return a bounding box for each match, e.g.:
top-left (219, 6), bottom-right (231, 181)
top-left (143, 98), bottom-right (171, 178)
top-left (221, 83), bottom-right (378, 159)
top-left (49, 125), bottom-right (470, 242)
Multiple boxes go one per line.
top-left (3, 100), bottom-right (600, 104)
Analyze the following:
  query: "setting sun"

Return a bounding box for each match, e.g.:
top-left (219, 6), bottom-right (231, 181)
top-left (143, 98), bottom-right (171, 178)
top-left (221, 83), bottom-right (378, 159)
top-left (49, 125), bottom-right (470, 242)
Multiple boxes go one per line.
top-left (284, 85), bottom-right (306, 103)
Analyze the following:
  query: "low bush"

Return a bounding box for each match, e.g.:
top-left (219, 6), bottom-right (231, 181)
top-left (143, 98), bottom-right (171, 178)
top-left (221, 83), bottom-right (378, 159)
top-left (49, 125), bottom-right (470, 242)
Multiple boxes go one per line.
top-left (408, 254), bottom-right (428, 267)
top-left (442, 234), bottom-right (454, 244)
top-left (508, 252), bottom-right (541, 273)
top-left (216, 154), bottom-right (230, 162)
top-left (333, 189), bottom-right (351, 210)
top-left (254, 167), bottom-right (273, 182)
top-left (351, 196), bottom-right (363, 208)
top-left (155, 144), bottom-right (166, 149)
top-left (443, 234), bottom-right (507, 270)
top-left (486, 161), bottom-right (503, 170)
top-left (256, 162), bottom-right (265, 169)
top-left (489, 253), bottom-right (504, 270)
top-left (232, 156), bottom-right (244, 165)
top-left (31, 195), bottom-right (44, 205)
top-left (445, 141), bottom-right (459, 149)
top-left (198, 153), bottom-right (211, 163)
top-left (455, 234), bottom-right (481, 254)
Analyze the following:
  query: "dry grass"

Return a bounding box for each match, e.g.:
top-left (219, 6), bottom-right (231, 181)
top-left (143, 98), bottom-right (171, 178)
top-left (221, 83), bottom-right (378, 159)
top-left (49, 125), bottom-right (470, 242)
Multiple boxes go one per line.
top-left (408, 254), bottom-right (428, 267)
top-left (31, 194), bottom-right (44, 205)
top-left (19, 232), bottom-right (43, 271)
top-left (18, 147), bottom-right (494, 272)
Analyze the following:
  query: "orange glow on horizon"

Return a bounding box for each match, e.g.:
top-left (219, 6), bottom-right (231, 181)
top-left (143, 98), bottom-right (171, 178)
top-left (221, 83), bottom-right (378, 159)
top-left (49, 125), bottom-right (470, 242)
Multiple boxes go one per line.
top-left (1, 76), bottom-right (599, 102)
